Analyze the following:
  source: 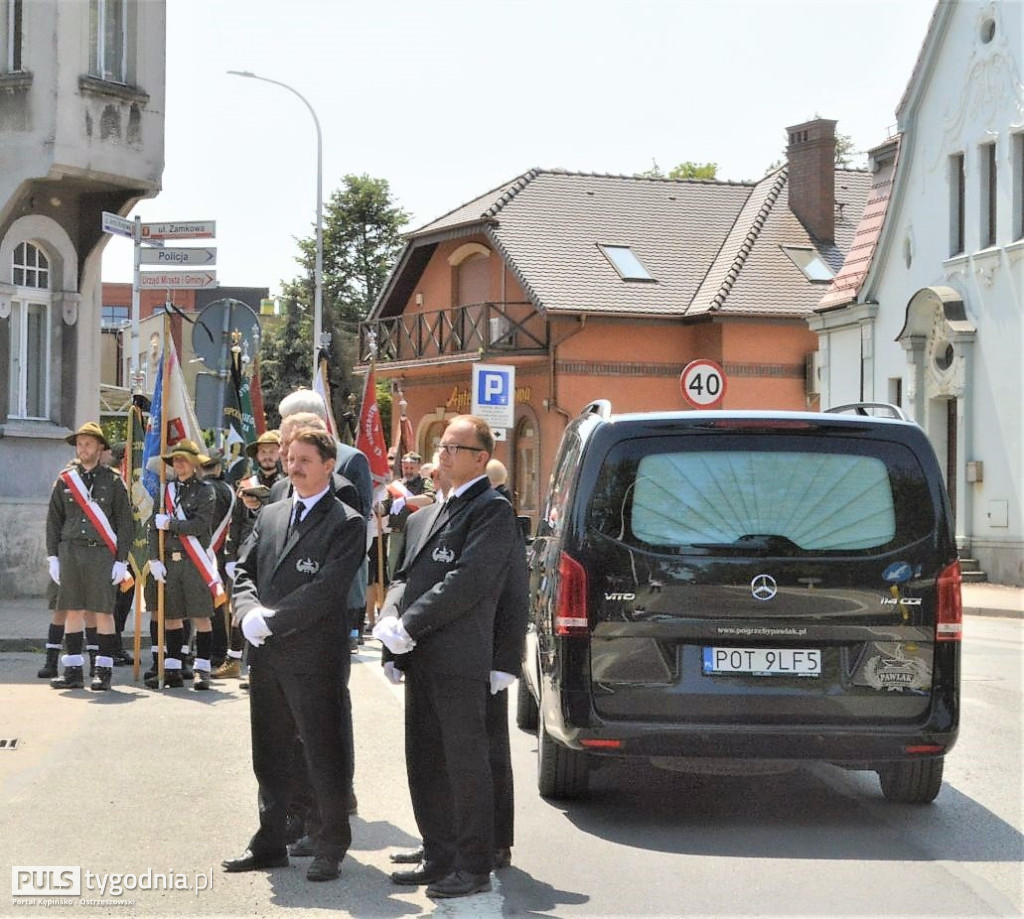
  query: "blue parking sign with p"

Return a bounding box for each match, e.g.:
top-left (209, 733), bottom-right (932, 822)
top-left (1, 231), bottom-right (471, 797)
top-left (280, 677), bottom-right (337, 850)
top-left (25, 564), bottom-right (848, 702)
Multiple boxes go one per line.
top-left (472, 363), bottom-right (515, 429)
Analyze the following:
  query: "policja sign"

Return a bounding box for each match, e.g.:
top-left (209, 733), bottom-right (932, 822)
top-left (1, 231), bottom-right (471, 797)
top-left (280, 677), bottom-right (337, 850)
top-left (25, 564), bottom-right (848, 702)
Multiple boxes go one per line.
top-left (471, 362), bottom-right (515, 432)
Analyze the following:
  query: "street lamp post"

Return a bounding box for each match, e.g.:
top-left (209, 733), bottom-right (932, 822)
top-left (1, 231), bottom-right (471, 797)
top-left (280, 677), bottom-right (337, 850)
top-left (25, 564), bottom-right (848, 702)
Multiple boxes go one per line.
top-left (227, 69), bottom-right (323, 377)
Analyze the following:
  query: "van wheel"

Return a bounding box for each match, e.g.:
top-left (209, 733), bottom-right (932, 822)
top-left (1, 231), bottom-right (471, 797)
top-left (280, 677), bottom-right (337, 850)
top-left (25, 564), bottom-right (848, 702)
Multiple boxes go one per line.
top-left (537, 708), bottom-right (589, 799)
top-left (516, 675), bottom-right (539, 732)
top-left (877, 757), bottom-right (944, 804)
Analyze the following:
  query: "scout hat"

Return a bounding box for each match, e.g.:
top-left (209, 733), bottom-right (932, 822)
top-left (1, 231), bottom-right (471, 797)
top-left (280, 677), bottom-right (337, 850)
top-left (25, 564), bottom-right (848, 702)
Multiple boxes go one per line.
top-left (65, 421), bottom-right (109, 449)
top-left (245, 429), bottom-right (282, 459)
top-left (200, 447), bottom-right (225, 468)
top-left (162, 439), bottom-right (205, 466)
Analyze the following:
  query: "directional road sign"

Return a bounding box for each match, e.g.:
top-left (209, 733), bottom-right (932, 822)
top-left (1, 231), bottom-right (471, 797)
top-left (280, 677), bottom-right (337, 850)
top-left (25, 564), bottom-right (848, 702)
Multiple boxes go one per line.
top-left (101, 211), bottom-right (134, 240)
top-left (140, 247), bottom-right (217, 266)
top-left (140, 220), bottom-right (216, 241)
top-left (680, 359), bottom-right (727, 409)
top-left (471, 362), bottom-right (515, 430)
top-left (137, 270), bottom-right (217, 290)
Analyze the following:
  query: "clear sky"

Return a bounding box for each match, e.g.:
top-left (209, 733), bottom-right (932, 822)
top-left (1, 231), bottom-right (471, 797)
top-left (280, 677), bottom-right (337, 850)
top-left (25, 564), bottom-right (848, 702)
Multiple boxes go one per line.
top-left (101, 0), bottom-right (938, 295)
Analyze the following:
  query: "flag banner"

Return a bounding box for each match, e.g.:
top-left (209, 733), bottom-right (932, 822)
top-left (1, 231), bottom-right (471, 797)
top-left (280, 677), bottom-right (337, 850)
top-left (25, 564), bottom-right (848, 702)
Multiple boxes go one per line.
top-left (223, 355), bottom-right (258, 482)
top-left (126, 402), bottom-right (151, 576)
top-left (313, 354), bottom-right (338, 437)
top-left (356, 362), bottom-right (391, 484)
top-left (250, 359), bottom-right (267, 436)
top-left (142, 336), bottom-right (205, 499)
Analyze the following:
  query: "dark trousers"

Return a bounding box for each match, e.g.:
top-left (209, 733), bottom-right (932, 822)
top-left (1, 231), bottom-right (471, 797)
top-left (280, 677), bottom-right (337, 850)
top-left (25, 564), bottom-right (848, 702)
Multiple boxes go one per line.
top-left (486, 688), bottom-right (514, 849)
top-left (248, 661), bottom-right (352, 860)
top-left (405, 668), bottom-right (493, 875)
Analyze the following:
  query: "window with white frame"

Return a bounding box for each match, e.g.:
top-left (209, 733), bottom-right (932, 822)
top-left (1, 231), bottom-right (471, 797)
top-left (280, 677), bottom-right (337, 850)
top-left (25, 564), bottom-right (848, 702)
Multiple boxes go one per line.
top-left (1, 0), bottom-right (23, 72)
top-left (9, 242), bottom-right (52, 420)
top-left (1013, 133), bottom-right (1024, 241)
top-left (949, 153), bottom-right (965, 256)
top-left (980, 142), bottom-right (997, 248)
top-left (89, 0), bottom-right (127, 83)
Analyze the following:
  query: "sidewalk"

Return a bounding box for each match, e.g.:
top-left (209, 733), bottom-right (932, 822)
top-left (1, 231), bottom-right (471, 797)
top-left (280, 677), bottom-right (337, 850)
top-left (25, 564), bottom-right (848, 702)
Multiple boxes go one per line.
top-left (1, 582), bottom-right (1019, 651)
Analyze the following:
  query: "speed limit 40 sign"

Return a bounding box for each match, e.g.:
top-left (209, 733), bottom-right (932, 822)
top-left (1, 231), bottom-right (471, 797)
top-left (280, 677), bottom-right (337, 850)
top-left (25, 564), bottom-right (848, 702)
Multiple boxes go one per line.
top-left (680, 359), bottom-right (727, 409)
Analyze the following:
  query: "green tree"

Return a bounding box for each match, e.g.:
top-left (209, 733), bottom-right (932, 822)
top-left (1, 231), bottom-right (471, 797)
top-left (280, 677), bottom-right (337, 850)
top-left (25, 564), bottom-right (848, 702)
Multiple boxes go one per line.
top-left (257, 294), bottom-right (311, 430)
top-left (295, 173), bottom-right (410, 328)
top-left (636, 159), bottom-right (718, 180)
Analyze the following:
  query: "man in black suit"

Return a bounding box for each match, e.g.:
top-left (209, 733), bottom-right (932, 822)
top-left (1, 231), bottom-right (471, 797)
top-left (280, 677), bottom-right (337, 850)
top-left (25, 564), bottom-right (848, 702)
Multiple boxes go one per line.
top-left (374, 415), bottom-right (520, 899)
top-left (223, 428), bottom-right (365, 883)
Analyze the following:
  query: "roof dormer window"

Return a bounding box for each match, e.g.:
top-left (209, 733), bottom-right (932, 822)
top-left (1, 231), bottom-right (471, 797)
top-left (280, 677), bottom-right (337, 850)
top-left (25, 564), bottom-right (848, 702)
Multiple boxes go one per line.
top-left (598, 244), bottom-right (655, 281)
top-left (781, 245), bottom-right (834, 282)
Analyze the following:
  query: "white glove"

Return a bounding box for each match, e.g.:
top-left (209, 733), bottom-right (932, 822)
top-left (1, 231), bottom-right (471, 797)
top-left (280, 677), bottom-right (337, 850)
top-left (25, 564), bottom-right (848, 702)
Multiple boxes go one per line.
top-left (111, 560), bottom-right (129, 585)
top-left (490, 671), bottom-right (516, 695)
top-left (154, 513), bottom-right (172, 531)
top-left (47, 556), bottom-right (60, 585)
top-left (149, 560), bottom-right (167, 583)
top-left (225, 561), bottom-right (237, 581)
top-left (383, 661), bottom-right (404, 685)
top-left (390, 497), bottom-right (407, 515)
top-left (241, 606), bottom-right (276, 647)
top-left (372, 616), bottom-right (416, 655)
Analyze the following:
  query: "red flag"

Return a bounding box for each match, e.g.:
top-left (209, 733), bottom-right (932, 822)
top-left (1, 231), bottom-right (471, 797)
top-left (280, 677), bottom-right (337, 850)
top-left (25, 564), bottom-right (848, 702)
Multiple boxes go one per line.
top-left (250, 359), bottom-right (267, 436)
top-left (356, 361), bottom-right (391, 484)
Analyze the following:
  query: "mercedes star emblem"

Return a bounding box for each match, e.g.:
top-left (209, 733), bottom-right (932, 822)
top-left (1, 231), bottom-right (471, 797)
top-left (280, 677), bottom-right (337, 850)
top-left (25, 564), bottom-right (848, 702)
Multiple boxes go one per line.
top-left (751, 574), bottom-right (778, 601)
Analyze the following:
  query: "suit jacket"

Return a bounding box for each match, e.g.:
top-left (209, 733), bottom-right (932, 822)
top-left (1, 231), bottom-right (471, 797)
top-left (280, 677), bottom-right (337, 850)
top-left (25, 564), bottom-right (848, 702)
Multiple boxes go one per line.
top-left (382, 477), bottom-right (520, 680)
top-left (233, 493), bottom-right (365, 673)
top-left (491, 527), bottom-right (529, 676)
top-left (335, 443), bottom-right (372, 519)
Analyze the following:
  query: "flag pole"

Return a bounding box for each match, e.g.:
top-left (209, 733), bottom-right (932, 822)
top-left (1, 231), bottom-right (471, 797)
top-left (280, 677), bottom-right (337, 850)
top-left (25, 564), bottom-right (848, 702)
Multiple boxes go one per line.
top-left (157, 311), bottom-right (170, 688)
top-left (129, 403), bottom-right (143, 682)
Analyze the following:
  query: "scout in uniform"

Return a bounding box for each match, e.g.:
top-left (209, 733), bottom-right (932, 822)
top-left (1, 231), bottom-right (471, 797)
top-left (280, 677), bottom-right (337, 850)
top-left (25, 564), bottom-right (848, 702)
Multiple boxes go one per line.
top-left (215, 430), bottom-right (284, 680)
top-left (46, 422), bottom-right (133, 691)
top-left (145, 440), bottom-right (223, 690)
top-left (199, 449), bottom-right (237, 669)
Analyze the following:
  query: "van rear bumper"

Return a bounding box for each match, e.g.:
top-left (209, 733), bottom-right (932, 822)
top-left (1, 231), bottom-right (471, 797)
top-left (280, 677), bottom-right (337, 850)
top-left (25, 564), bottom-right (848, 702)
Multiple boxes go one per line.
top-left (549, 720), bottom-right (958, 765)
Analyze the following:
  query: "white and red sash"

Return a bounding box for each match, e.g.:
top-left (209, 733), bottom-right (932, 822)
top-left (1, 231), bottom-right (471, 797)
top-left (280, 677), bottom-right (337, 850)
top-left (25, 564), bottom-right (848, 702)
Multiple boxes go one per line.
top-left (165, 483), bottom-right (227, 608)
top-left (210, 487), bottom-right (236, 554)
top-left (60, 468), bottom-right (134, 590)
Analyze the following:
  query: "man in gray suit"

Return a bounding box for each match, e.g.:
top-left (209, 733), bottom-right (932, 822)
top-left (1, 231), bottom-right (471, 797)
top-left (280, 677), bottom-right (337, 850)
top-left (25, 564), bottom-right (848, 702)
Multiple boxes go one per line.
top-left (224, 429), bottom-right (365, 883)
top-left (375, 415), bottom-right (520, 899)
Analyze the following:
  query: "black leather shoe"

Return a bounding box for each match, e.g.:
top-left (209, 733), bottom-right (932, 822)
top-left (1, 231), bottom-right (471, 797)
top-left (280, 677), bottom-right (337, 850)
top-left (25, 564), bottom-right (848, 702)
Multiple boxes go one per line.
top-left (145, 669), bottom-right (184, 689)
top-left (426, 870), bottom-right (492, 898)
top-left (306, 856), bottom-right (340, 882)
top-left (391, 862), bottom-right (450, 886)
top-left (493, 847), bottom-right (512, 870)
top-left (284, 814), bottom-right (304, 845)
top-left (288, 835), bottom-right (315, 857)
top-left (389, 846), bottom-right (424, 864)
top-left (221, 849), bottom-right (289, 873)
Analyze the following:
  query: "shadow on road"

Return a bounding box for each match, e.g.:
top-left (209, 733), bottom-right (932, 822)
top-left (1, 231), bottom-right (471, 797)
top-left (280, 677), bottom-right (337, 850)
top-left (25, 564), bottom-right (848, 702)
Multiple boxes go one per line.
top-left (550, 759), bottom-right (1023, 864)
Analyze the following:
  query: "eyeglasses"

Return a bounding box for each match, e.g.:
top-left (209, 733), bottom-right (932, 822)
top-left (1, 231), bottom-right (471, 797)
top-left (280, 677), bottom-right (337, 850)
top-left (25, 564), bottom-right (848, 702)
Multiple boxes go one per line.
top-left (438, 443), bottom-right (484, 456)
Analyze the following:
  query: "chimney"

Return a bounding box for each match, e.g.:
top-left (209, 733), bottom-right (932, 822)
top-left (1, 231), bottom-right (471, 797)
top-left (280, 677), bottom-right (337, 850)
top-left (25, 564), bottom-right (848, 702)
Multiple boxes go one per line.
top-left (786, 118), bottom-right (837, 244)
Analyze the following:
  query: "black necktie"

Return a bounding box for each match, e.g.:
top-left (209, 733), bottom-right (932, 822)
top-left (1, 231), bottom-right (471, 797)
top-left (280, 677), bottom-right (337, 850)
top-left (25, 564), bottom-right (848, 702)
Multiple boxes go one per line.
top-left (289, 500), bottom-right (306, 535)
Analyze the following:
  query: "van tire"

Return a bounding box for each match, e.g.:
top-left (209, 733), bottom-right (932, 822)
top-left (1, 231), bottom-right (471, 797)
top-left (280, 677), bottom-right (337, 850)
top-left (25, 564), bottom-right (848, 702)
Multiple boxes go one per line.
top-left (877, 757), bottom-right (944, 804)
top-left (516, 675), bottom-right (539, 732)
top-left (538, 708), bottom-right (589, 799)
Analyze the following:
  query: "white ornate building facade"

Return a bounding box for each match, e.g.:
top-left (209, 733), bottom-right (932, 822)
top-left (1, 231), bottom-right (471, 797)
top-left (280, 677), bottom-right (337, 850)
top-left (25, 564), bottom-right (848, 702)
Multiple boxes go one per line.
top-left (0, 0), bottom-right (165, 596)
top-left (810, 1), bottom-right (1023, 585)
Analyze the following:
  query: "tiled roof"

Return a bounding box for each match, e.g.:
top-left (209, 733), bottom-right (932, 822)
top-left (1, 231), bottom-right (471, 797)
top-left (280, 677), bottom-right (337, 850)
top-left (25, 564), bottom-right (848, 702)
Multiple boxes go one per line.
top-left (486, 171), bottom-right (753, 316)
top-left (688, 169), bottom-right (872, 318)
top-left (817, 138), bottom-right (900, 312)
top-left (377, 166), bottom-right (870, 321)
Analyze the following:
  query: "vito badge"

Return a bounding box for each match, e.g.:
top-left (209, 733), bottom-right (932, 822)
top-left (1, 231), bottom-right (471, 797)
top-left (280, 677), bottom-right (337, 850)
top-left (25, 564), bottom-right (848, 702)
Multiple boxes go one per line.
top-left (296, 557), bottom-right (320, 575)
top-left (432, 545), bottom-right (455, 564)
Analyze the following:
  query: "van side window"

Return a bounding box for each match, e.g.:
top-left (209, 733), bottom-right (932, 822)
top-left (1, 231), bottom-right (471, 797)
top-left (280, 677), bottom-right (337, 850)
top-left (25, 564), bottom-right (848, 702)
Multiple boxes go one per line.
top-left (539, 428), bottom-right (583, 536)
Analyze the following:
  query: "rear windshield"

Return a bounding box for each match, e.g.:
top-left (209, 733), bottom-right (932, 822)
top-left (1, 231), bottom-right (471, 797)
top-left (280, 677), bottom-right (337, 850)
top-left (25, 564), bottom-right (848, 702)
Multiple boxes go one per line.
top-left (587, 434), bottom-right (935, 556)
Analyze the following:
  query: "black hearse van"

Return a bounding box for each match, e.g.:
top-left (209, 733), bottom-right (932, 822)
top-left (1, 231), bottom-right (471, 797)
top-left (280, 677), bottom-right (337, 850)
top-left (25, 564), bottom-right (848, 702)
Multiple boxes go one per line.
top-left (518, 402), bottom-right (961, 803)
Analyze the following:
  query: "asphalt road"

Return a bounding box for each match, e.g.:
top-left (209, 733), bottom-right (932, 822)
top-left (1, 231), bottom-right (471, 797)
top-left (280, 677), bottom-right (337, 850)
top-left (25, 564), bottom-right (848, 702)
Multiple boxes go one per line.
top-left (1, 614), bottom-right (1020, 918)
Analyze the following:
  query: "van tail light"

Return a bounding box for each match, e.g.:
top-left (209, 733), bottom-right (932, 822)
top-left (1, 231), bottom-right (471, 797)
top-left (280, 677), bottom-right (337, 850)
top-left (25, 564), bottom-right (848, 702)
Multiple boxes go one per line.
top-left (936, 559), bottom-right (962, 642)
top-left (554, 552), bottom-right (590, 637)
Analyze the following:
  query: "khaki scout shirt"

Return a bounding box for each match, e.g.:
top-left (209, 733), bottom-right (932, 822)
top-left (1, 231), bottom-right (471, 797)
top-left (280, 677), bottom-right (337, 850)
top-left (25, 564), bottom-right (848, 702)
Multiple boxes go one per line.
top-left (147, 475), bottom-right (216, 556)
top-left (45, 461), bottom-right (133, 561)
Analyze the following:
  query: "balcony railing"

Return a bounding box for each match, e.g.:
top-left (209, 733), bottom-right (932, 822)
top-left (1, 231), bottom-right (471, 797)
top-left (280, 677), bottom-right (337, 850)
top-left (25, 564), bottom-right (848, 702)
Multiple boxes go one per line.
top-left (360, 301), bottom-right (547, 364)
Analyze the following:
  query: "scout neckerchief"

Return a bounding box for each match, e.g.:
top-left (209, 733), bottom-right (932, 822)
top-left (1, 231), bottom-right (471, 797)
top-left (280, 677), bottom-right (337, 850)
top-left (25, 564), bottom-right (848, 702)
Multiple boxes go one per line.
top-left (165, 481), bottom-right (228, 608)
top-left (59, 466), bottom-right (134, 591)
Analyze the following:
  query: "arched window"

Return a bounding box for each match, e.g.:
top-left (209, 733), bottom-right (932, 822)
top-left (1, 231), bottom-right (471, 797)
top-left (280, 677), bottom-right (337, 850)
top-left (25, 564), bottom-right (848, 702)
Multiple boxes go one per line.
top-left (9, 242), bottom-right (52, 419)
